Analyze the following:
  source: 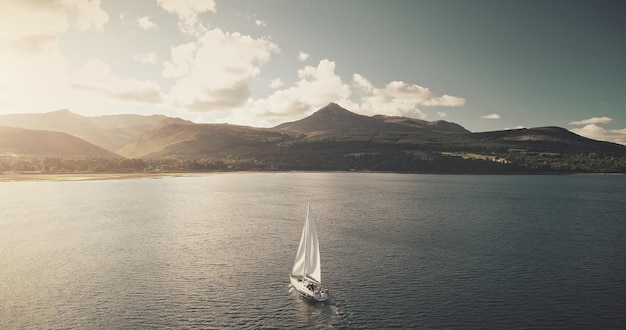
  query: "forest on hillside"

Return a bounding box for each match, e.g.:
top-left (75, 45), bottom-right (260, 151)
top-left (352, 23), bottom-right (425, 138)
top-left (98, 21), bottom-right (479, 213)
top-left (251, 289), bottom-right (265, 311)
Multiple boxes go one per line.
top-left (2, 149), bottom-right (626, 174)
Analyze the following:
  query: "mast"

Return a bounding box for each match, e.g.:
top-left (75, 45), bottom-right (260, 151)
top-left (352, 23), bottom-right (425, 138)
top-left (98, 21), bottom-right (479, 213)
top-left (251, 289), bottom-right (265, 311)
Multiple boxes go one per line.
top-left (304, 202), bottom-right (309, 281)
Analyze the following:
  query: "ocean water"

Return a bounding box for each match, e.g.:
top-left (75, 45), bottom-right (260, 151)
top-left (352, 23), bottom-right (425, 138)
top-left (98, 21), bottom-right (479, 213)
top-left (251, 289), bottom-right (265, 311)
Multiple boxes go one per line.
top-left (1, 173), bottom-right (625, 329)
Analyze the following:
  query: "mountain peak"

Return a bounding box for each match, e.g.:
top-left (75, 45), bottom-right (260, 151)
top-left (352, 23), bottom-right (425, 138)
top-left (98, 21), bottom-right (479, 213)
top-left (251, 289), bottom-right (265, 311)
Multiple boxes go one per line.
top-left (317, 102), bottom-right (350, 113)
top-left (309, 103), bottom-right (367, 121)
top-left (275, 103), bottom-right (470, 134)
top-left (275, 103), bottom-right (372, 132)
top-left (42, 109), bottom-right (83, 118)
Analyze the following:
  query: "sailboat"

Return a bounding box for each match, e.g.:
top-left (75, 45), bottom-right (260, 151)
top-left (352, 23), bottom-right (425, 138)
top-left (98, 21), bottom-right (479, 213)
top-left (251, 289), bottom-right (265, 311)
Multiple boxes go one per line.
top-left (290, 203), bottom-right (329, 301)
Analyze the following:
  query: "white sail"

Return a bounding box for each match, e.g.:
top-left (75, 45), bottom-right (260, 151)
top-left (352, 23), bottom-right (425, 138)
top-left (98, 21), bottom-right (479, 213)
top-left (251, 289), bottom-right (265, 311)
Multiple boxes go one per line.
top-left (291, 203), bottom-right (322, 284)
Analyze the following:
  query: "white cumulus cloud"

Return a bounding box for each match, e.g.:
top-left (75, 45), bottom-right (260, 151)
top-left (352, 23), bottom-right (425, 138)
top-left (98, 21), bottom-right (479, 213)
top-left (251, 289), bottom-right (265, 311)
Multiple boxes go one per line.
top-left (482, 113), bottom-right (501, 120)
top-left (269, 78), bottom-right (283, 89)
top-left (157, 0), bottom-right (216, 18)
top-left (569, 117), bottom-right (613, 125)
top-left (137, 16), bottom-right (158, 30)
top-left (120, 13), bottom-right (158, 30)
top-left (571, 124), bottom-right (626, 145)
top-left (298, 51), bottom-right (309, 62)
top-left (352, 74), bottom-right (465, 118)
top-left (224, 59), bottom-right (467, 127)
top-left (157, 0), bottom-right (215, 36)
top-left (165, 28), bottom-right (279, 112)
top-left (246, 59), bottom-right (352, 123)
top-left (162, 42), bottom-right (197, 78)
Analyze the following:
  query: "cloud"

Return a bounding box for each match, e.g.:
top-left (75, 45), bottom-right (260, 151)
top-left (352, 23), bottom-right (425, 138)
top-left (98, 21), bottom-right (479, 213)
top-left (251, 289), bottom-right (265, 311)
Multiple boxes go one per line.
top-left (568, 116), bottom-right (626, 145)
top-left (269, 78), bottom-right (283, 89)
top-left (68, 0), bottom-right (109, 31)
top-left (298, 51), bottom-right (309, 62)
top-left (255, 19), bottom-right (266, 27)
top-left (165, 28), bottom-right (279, 112)
top-left (121, 13), bottom-right (158, 30)
top-left (233, 58), bottom-right (468, 126)
top-left (157, 0), bottom-right (215, 36)
top-left (211, 60), bottom-right (468, 126)
top-left (0, 0), bottom-right (108, 40)
top-left (570, 124), bottom-right (626, 145)
top-left (438, 111), bottom-right (447, 117)
top-left (171, 81), bottom-right (251, 111)
top-left (137, 16), bottom-right (158, 30)
top-left (352, 74), bottom-right (465, 118)
top-left (247, 60), bottom-right (352, 122)
top-left (162, 42), bottom-right (197, 78)
top-left (482, 113), bottom-right (501, 120)
top-left (157, 0), bottom-right (216, 18)
top-left (71, 59), bottom-right (162, 104)
top-left (133, 52), bottom-right (158, 64)
top-left (569, 117), bottom-right (613, 125)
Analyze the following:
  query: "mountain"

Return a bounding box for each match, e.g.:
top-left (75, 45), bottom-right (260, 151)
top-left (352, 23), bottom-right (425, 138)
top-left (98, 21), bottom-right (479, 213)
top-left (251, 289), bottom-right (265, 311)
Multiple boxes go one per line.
top-left (275, 103), bottom-right (469, 133)
top-left (2, 104), bottom-right (625, 173)
top-left (118, 103), bottom-right (471, 160)
top-left (0, 126), bottom-right (118, 158)
top-left (0, 110), bottom-right (190, 152)
top-left (109, 103), bottom-right (626, 174)
top-left (469, 126), bottom-right (625, 153)
top-left (275, 103), bottom-right (379, 131)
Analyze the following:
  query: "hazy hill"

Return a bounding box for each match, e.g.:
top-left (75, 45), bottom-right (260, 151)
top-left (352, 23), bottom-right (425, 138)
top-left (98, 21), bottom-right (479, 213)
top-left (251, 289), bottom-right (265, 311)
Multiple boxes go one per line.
top-left (469, 126), bottom-right (626, 154)
top-left (275, 103), bottom-right (469, 133)
top-left (117, 123), bottom-right (296, 159)
top-left (0, 126), bottom-right (118, 158)
top-left (0, 110), bottom-right (190, 152)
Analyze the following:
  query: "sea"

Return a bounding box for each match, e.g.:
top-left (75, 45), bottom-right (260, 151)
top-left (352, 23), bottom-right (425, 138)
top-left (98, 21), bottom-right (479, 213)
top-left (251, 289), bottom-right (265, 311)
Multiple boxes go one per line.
top-left (1, 173), bottom-right (625, 329)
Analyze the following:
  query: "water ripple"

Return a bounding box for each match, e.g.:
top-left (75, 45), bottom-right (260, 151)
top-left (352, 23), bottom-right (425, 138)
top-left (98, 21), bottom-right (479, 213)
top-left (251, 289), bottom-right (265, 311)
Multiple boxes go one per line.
top-left (1, 174), bottom-right (626, 328)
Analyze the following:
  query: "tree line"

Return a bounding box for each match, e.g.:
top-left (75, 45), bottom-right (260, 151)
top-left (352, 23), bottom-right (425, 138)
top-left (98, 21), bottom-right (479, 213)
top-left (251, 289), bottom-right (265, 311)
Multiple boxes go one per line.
top-left (1, 151), bottom-right (625, 174)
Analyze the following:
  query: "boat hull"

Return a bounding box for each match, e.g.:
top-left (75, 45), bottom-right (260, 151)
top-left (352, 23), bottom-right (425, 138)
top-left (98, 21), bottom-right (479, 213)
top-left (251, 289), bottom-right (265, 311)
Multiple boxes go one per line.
top-left (290, 275), bottom-right (328, 302)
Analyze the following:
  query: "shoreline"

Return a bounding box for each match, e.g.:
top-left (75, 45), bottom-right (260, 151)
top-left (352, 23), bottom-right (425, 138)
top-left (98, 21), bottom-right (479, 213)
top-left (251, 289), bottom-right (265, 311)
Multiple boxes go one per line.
top-left (1, 171), bottom-right (622, 183)
top-left (0, 172), bottom-right (199, 182)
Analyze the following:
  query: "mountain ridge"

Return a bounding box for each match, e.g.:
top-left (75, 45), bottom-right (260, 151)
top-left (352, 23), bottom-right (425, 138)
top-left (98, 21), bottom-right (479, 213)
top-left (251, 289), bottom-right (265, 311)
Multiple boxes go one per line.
top-left (0, 110), bottom-right (191, 152)
top-left (1, 104), bottom-right (625, 173)
top-left (0, 126), bottom-right (118, 158)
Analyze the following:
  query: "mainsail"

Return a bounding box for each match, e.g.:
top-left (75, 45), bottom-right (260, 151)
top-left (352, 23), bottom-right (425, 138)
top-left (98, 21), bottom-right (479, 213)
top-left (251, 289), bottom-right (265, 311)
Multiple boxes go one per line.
top-left (291, 203), bottom-right (322, 284)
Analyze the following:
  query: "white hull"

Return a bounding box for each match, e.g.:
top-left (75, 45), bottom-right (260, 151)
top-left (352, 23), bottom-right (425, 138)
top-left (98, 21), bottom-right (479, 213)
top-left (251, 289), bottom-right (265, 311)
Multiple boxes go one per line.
top-left (290, 275), bottom-right (328, 302)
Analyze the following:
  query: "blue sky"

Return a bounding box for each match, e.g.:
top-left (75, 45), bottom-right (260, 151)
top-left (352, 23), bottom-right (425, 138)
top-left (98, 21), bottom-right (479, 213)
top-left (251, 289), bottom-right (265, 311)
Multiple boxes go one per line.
top-left (0, 0), bottom-right (625, 144)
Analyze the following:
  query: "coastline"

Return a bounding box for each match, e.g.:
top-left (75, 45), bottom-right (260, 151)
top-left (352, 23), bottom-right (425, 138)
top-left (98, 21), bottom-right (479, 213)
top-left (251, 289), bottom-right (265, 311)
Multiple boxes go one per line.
top-left (0, 172), bottom-right (198, 182)
top-left (1, 171), bottom-right (621, 183)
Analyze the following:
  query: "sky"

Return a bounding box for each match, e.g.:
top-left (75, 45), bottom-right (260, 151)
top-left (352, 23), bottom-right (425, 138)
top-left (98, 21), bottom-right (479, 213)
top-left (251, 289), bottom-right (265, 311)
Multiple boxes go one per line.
top-left (1, 0), bottom-right (625, 145)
